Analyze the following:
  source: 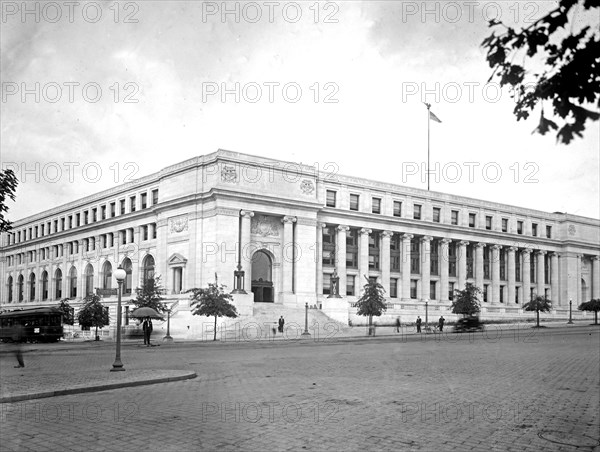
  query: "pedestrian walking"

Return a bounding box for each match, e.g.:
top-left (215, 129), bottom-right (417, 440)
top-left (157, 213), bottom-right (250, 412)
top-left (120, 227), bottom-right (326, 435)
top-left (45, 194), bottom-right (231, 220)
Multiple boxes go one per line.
top-left (438, 316), bottom-right (445, 332)
top-left (13, 323), bottom-right (25, 368)
top-left (278, 316), bottom-right (285, 333)
top-left (416, 316), bottom-right (422, 333)
top-left (396, 316), bottom-right (401, 333)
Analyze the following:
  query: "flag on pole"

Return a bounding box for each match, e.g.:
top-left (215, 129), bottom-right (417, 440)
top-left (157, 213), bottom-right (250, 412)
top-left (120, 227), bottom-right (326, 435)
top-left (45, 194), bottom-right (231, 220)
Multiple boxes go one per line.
top-left (429, 110), bottom-right (442, 123)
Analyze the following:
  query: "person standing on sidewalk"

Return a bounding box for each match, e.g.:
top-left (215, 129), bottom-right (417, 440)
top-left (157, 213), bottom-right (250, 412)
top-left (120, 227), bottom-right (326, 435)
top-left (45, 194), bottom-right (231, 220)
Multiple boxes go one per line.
top-left (396, 316), bottom-right (401, 333)
top-left (12, 323), bottom-right (25, 368)
top-left (278, 316), bottom-right (285, 334)
top-left (416, 316), bottom-right (422, 333)
top-left (438, 316), bottom-right (445, 332)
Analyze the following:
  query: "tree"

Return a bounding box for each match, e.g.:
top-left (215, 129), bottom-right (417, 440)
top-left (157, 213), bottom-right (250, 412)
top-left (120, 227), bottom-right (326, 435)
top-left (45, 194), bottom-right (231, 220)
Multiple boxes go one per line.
top-left (0, 169), bottom-right (18, 232)
top-left (523, 295), bottom-right (552, 327)
top-left (57, 299), bottom-right (75, 325)
top-left (578, 299), bottom-right (600, 325)
top-left (355, 276), bottom-right (387, 336)
top-left (77, 295), bottom-right (110, 341)
top-left (451, 284), bottom-right (482, 318)
top-left (188, 277), bottom-right (238, 341)
top-left (482, 0), bottom-right (599, 144)
top-left (132, 275), bottom-right (167, 314)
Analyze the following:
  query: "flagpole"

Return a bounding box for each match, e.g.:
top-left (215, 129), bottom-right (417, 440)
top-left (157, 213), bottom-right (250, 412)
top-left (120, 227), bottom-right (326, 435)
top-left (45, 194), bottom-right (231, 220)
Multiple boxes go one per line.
top-left (425, 103), bottom-right (431, 191)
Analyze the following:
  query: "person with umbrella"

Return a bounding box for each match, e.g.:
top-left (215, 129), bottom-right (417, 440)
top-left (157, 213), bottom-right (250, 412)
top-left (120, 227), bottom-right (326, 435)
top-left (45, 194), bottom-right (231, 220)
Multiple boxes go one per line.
top-left (142, 317), bottom-right (153, 346)
top-left (131, 307), bottom-right (163, 347)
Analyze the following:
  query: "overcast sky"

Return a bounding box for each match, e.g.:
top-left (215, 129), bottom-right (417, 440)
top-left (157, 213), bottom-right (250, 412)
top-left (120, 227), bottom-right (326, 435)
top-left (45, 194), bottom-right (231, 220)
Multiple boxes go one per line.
top-left (1, 1), bottom-right (599, 222)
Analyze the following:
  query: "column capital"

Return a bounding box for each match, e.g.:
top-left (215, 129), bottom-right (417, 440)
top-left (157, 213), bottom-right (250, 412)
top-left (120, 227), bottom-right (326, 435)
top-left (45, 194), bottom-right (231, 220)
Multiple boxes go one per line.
top-left (337, 225), bottom-right (350, 233)
top-left (491, 244), bottom-right (502, 251)
top-left (521, 248), bottom-right (532, 254)
top-left (402, 233), bottom-right (414, 241)
top-left (591, 255), bottom-right (600, 261)
top-left (441, 238), bottom-right (452, 244)
top-left (381, 230), bottom-right (394, 238)
top-left (318, 222), bottom-right (328, 229)
top-left (282, 216), bottom-right (297, 224)
top-left (535, 249), bottom-right (546, 256)
top-left (507, 246), bottom-right (517, 253)
top-left (549, 252), bottom-right (560, 258)
top-left (458, 240), bottom-right (469, 247)
top-left (359, 228), bottom-right (372, 236)
top-left (420, 235), bottom-right (433, 243)
top-left (240, 210), bottom-right (255, 219)
top-left (474, 242), bottom-right (486, 249)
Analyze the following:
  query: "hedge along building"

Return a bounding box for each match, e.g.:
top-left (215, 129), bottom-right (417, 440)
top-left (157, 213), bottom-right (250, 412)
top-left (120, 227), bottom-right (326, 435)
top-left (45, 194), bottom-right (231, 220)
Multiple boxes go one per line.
top-left (1, 149), bottom-right (599, 333)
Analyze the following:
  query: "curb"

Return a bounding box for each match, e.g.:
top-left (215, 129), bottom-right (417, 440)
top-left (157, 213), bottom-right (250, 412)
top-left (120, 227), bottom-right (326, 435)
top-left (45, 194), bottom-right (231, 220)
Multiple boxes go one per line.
top-left (0, 371), bottom-right (197, 404)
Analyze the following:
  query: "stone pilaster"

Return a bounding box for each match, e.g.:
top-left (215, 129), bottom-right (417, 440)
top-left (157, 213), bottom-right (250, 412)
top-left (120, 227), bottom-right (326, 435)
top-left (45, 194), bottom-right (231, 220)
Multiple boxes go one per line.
top-left (421, 236), bottom-right (432, 301)
top-left (550, 253), bottom-right (559, 304)
top-left (316, 223), bottom-right (327, 297)
top-left (522, 249), bottom-right (532, 304)
top-left (457, 241), bottom-right (469, 290)
top-left (359, 228), bottom-right (371, 284)
top-left (491, 245), bottom-right (501, 304)
top-left (507, 247), bottom-right (516, 304)
top-left (337, 225), bottom-right (350, 296)
top-left (440, 238), bottom-right (451, 302)
top-left (475, 242), bottom-right (485, 291)
top-left (240, 210), bottom-right (254, 292)
top-left (281, 216), bottom-right (296, 295)
top-left (536, 250), bottom-right (546, 297)
top-left (401, 234), bottom-right (413, 301)
top-left (381, 231), bottom-right (393, 296)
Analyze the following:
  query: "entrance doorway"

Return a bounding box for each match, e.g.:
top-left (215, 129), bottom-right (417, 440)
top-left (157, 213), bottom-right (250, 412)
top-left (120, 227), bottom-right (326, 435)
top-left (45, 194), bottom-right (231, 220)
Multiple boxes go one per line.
top-left (251, 250), bottom-right (274, 302)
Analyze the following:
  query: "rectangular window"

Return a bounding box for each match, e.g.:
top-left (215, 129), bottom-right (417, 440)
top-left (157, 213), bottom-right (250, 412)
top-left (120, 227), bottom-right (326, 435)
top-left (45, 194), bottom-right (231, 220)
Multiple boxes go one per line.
top-left (469, 213), bottom-right (476, 228)
top-left (326, 190), bottom-right (336, 208)
top-left (517, 221), bottom-right (523, 235)
top-left (516, 250), bottom-right (521, 282)
top-left (92, 208), bottom-right (97, 222)
top-left (483, 284), bottom-right (489, 302)
top-left (410, 280), bottom-right (418, 299)
top-left (130, 196), bottom-right (136, 212)
top-left (372, 197), bottom-right (381, 214)
top-left (546, 225), bottom-right (552, 238)
top-left (483, 247), bottom-right (490, 279)
top-left (152, 223), bottom-right (157, 239)
top-left (110, 202), bottom-right (116, 218)
top-left (120, 199), bottom-right (126, 215)
top-left (61, 218), bottom-right (65, 230)
top-left (410, 238), bottom-right (420, 274)
top-left (350, 194), bottom-right (359, 211)
top-left (68, 216), bottom-right (73, 229)
top-left (322, 227), bottom-right (336, 267)
top-left (430, 240), bottom-right (439, 276)
top-left (346, 229), bottom-right (358, 269)
top-left (466, 245), bottom-right (473, 279)
top-left (346, 275), bottom-right (355, 296)
top-left (451, 210), bottom-right (459, 225)
top-left (323, 274), bottom-right (331, 295)
top-left (449, 242), bottom-right (457, 277)
top-left (413, 204), bottom-right (422, 220)
top-left (433, 207), bottom-right (441, 223)
top-left (76, 213), bottom-right (80, 227)
top-left (485, 215), bottom-right (492, 230)
top-left (502, 218), bottom-right (508, 232)
top-left (368, 231), bottom-right (380, 270)
top-left (101, 205), bottom-right (106, 220)
top-left (449, 282), bottom-right (455, 301)
top-left (83, 212), bottom-right (88, 225)
top-left (142, 225), bottom-right (148, 241)
top-left (390, 235), bottom-right (400, 272)
top-left (500, 250), bottom-right (506, 280)
top-left (393, 201), bottom-right (402, 217)
top-left (430, 281), bottom-right (437, 300)
top-left (152, 189), bottom-right (159, 205)
top-left (499, 286), bottom-right (504, 303)
top-left (532, 223), bottom-right (538, 236)
top-left (141, 193), bottom-right (148, 209)
top-left (390, 279), bottom-right (398, 298)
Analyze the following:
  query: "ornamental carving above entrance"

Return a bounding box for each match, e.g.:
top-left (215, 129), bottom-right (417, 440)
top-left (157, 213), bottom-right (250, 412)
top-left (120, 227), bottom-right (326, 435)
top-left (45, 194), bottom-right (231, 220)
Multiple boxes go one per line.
top-left (251, 215), bottom-right (280, 237)
top-left (169, 215), bottom-right (189, 233)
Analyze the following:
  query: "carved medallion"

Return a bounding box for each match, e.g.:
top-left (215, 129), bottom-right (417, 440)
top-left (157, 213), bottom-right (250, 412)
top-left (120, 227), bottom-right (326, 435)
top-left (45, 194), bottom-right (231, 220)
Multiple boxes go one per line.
top-left (300, 179), bottom-right (315, 194)
top-left (221, 165), bottom-right (237, 183)
top-left (251, 215), bottom-right (279, 237)
top-left (568, 224), bottom-right (576, 236)
top-left (169, 215), bottom-right (189, 233)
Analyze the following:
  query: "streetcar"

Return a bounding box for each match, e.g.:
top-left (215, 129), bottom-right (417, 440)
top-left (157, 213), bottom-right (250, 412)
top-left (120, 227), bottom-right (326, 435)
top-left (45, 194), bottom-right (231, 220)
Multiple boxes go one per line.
top-left (0, 307), bottom-right (64, 342)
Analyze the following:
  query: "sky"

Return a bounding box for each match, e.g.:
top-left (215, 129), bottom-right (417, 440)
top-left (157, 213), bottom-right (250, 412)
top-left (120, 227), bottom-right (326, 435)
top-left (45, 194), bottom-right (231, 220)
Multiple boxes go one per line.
top-left (1, 0), bottom-right (599, 222)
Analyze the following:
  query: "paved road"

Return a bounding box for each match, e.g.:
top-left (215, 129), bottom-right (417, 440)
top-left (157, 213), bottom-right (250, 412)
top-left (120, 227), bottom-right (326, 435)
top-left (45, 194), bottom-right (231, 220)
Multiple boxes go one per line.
top-left (1, 327), bottom-right (599, 451)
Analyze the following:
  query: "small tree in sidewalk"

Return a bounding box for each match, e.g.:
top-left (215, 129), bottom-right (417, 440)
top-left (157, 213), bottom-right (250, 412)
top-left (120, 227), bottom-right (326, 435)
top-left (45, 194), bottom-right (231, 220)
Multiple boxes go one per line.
top-left (77, 295), bottom-right (110, 341)
top-left (355, 276), bottom-right (387, 336)
top-left (451, 283), bottom-right (482, 318)
top-left (132, 275), bottom-right (167, 314)
top-left (188, 274), bottom-right (238, 341)
top-left (523, 295), bottom-right (552, 328)
top-left (578, 299), bottom-right (600, 325)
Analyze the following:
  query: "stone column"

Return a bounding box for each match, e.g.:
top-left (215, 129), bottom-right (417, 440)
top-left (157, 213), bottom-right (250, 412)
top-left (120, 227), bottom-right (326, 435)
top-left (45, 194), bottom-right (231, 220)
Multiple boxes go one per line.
top-left (475, 243), bottom-right (485, 291)
top-left (281, 216), bottom-right (296, 295)
top-left (381, 231), bottom-right (393, 296)
top-left (522, 249), bottom-right (532, 304)
top-left (592, 256), bottom-right (600, 299)
top-left (576, 254), bottom-right (582, 305)
top-left (359, 228), bottom-right (371, 283)
top-left (401, 234), bottom-right (413, 301)
top-left (491, 245), bottom-right (501, 304)
top-left (240, 210), bottom-right (254, 292)
top-left (550, 253), bottom-right (559, 304)
top-left (294, 218), bottom-right (318, 304)
top-left (440, 238), bottom-right (450, 302)
top-left (507, 247), bottom-right (516, 304)
top-left (457, 241), bottom-right (469, 290)
top-left (421, 236), bottom-right (432, 301)
top-left (336, 225), bottom-right (350, 297)
top-left (316, 223), bottom-right (327, 297)
top-left (536, 250), bottom-right (546, 297)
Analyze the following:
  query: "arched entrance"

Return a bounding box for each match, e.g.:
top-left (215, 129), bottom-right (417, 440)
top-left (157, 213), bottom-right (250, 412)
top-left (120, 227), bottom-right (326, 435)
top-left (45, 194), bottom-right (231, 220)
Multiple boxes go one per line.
top-left (251, 250), bottom-right (274, 303)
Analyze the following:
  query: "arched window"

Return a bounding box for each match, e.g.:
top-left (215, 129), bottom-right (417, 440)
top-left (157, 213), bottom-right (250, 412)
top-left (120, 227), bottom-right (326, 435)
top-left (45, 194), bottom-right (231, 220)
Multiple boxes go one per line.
top-left (55, 269), bottom-right (63, 299)
top-left (17, 274), bottom-right (24, 301)
top-left (102, 261), bottom-right (112, 290)
top-left (29, 273), bottom-right (36, 301)
top-left (122, 258), bottom-right (133, 295)
top-left (142, 255), bottom-right (155, 285)
top-left (84, 264), bottom-right (94, 297)
top-left (41, 271), bottom-right (49, 300)
top-left (69, 266), bottom-right (77, 298)
top-left (7, 276), bottom-right (13, 303)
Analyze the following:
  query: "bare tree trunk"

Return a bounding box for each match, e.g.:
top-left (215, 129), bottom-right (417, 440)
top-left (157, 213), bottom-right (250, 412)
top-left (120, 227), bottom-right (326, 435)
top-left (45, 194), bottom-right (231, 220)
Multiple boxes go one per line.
top-left (214, 315), bottom-right (217, 341)
top-left (536, 310), bottom-right (540, 327)
top-left (95, 325), bottom-right (99, 341)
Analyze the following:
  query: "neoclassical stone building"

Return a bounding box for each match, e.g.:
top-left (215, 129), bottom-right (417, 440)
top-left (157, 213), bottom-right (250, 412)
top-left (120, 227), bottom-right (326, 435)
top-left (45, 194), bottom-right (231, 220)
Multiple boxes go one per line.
top-left (1, 150), bottom-right (599, 327)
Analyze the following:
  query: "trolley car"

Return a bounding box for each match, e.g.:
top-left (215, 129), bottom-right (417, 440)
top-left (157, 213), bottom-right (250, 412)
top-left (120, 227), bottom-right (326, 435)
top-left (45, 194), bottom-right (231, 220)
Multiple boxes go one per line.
top-left (0, 307), bottom-right (64, 342)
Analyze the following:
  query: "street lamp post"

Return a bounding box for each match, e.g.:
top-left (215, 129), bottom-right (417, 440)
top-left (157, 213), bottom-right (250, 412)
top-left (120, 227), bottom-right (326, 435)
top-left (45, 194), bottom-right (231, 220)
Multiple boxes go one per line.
top-left (163, 305), bottom-right (173, 342)
top-left (111, 265), bottom-right (126, 372)
top-left (567, 299), bottom-right (573, 324)
top-left (301, 302), bottom-right (311, 337)
top-left (425, 301), bottom-right (429, 327)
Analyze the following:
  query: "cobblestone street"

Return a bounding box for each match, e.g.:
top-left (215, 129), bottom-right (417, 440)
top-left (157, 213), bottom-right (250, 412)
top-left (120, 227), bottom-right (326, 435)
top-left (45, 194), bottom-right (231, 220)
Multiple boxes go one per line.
top-left (1, 326), bottom-right (599, 451)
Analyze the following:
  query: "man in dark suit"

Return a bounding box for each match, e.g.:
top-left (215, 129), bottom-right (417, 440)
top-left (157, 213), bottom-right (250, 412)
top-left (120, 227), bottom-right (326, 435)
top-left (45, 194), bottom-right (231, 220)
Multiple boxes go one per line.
top-left (278, 316), bottom-right (285, 333)
top-left (416, 316), bottom-right (422, 333)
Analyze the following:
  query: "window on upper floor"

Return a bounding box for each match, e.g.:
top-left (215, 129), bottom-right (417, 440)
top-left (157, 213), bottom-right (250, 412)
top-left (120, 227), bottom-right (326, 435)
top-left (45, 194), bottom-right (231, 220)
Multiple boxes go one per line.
top-left (517, 221), bottom-right (523, 235)
top-left (451, 210), bottom-right (459, 225)
top-left (350, 194), bottom-right (359, 211)
top-left (75, 213), bottom-right (80, 227)
top-left (413, 204), bottom-right (422, 220)
top-left (152, 189), bottom-right (159, 205)
top-left (433, 207), bottom-right (441, 223)
top-left (120, 199), bottom-right (126, 215)
top-left (110, 202), bottom-right (116, 218)
top-left (485, 216), bottom-right (492, 230)
top-left (92, 208), bottom-right (97, 222)
top-left (546, 225), bottom-right (552, 238)
top-left (532, 223), bottom-right (538, 237)
top-left (130, 196), bottom-right (136, 212)
top-left (393, 201), bottom-right (402, 217)
top-left (141, 193), bottom-right (147, 209)
top-left (101, 205), bottom-right (106, 220)
top-left (372, 197), bottom-right (381, 214)
top-left (326, 190), bottom-right (336, 208)
top-left (502, 218), bottom-right (508, 232)
top-left (469, 213), bottom-right (476, 228)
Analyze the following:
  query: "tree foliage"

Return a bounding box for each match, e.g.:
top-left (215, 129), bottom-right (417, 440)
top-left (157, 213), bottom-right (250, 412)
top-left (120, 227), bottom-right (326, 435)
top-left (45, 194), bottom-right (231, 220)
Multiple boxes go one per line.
top-left (57, 299), bottom-right (75, 325)
top-left (524, 295), bottom-right (552, 327)
top-left (482, 0), bottom-right (599, 144)
top-left (132, 275), bottom-right (167, 314)
top-left (578, 298), bottom-right (600, 325)
top-left (355, 277), bottom-right (387, 334)
top-left (0, 169), bottom-right (18, 233)
top-left (77, 294), bottom-right (109, 340)
top-left (188, 280), bottom-right (238, 341)
top-left (451, 284), bottom-right (482, 317)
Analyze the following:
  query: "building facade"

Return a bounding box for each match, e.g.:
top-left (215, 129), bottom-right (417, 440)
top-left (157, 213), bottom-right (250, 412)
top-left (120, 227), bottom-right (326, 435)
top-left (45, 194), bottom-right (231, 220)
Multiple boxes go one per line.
top-left (1, 150), bottom-right (599, 327)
